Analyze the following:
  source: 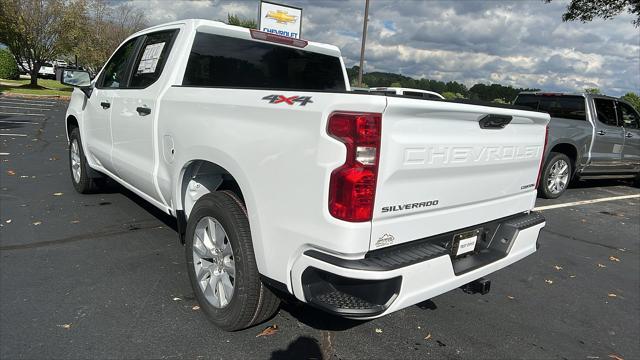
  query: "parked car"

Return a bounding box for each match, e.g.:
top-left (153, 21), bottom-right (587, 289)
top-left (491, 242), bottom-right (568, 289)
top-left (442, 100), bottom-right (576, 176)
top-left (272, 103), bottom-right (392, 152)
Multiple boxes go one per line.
top-left (37, 62), bottom-right (55, 79)
top-left (62, 19), bottom-right (549, 331)
top-left (514, 92), bottom-right (640, 198)
top-left (369, 87), bottom-right (445, 100)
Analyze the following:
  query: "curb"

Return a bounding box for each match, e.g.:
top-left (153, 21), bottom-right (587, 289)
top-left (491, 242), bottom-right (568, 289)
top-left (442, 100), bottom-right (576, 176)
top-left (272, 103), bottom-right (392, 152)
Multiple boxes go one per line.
top-left (0, 92), bottom-right (70, 101)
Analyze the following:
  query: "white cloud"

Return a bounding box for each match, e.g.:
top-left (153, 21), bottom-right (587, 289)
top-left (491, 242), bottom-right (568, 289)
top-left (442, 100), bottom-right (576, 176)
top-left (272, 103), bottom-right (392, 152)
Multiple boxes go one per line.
top-left (122, 0), bottom-right (640, 96)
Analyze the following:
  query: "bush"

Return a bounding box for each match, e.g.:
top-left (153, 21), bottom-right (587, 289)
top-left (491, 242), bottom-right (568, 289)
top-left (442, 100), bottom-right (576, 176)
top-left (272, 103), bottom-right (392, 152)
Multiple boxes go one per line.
top-left (0, 49), bottom-right (19, 80)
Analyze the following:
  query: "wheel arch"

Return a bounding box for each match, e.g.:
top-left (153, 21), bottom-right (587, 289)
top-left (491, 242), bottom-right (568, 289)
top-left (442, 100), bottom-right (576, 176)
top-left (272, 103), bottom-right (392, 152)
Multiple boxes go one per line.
top-left (66, 115), bottom-right (79, 141)
top-left (548, 142), bottom-right (579, 176)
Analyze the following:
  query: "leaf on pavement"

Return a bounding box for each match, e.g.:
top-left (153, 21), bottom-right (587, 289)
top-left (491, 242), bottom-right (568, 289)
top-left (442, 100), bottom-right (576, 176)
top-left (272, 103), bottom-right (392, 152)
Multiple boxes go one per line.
top-left (57, 323), bottom-right (72, 329)
top-left (608, 293), bottom-right (617, 298)
top-left (507, 295), bottom-right (515, 300)
top-left (5, 219), bottom-right (11, 224)
top-left (192, 305), bottom-right (200, 310)
top-left (49, 156), bottom-right (59, 161)
top-left (545, 279), bottom-right (553, 285)
top-left (7, 170), bottom-right (15, 176)
top-left (597, 263), bottom-right (607, 268)
top-left (172, 297), bottom-right (181, 301)
top-left (609, 256), bottom-right (620, 262)
top-left (554, 265), bottom-right (563, 270)
top-left (52, 192), bottom-right (63, 196)
top-left (608, 354), bottom-right (624, 360)
top-left (375, 328), bottom-right (383, 333)
top-left (569, 275), bottom-right (576, 278)
top-left (424, 333), bottom-right (432, 340)
top-left (70, 220), bottom-right (80, 224)
top-left (32, 221), bottom-right (42, 226)
top-left (256, 324), bottom-right (278, 337)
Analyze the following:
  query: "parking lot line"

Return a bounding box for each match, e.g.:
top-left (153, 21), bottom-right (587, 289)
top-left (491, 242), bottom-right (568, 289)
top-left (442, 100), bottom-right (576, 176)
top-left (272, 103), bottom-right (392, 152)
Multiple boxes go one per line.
top-left (533, 194), bottom-right (640, 211)
top-left (0, 106), bottom-right (46, 111)
top-left (0, 112), bottom-right (45, 116)
top-left (0, 133), bottom-right (28, 137)
top-left (0, 120), bottom-right (42, 124)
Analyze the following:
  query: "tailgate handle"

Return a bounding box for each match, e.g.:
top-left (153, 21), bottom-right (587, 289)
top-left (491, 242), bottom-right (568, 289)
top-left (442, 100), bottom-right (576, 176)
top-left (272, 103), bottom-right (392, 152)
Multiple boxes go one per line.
top-left (478, 114), bottom-right (512, 129)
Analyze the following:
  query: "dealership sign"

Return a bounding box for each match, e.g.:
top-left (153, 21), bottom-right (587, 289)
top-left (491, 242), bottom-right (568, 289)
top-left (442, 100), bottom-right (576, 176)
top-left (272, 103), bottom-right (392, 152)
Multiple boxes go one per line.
top-left (259, 1), bottom-right (302, 39)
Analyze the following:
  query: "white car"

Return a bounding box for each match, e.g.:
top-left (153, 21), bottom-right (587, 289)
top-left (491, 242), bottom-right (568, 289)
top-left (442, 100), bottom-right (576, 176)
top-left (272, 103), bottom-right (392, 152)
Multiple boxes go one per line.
top-left (370, 87), bottom-right (445, 100)
top-left (62, 19), bottom-right (549, 331)
top-left (37, 62), bottom-right (55, 79)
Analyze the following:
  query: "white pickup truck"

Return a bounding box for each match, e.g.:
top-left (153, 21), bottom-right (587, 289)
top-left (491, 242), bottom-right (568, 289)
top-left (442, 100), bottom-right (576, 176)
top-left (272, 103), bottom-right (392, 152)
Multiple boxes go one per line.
top-left (62, 19), bottom-right (549, 331)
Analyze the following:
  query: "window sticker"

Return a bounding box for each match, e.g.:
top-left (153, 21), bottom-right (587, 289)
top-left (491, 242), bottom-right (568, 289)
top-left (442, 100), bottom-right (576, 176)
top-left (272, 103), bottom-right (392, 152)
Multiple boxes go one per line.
top-left (137, 42), bottom-right (166, 74)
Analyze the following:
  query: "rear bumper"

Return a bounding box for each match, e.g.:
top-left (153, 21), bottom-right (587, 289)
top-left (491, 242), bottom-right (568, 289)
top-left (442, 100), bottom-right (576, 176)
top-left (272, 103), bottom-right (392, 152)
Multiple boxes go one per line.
top-left (290, 211), bottom-right (545, 319)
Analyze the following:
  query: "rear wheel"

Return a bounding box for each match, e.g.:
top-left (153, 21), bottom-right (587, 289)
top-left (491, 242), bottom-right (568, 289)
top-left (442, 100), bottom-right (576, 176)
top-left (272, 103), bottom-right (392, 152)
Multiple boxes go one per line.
top-left (185, 191), bottom-right (280, 331)
top-left (538, 152), bottom-right (572, 199)
top-left (68, 127), bottom-right (101, 193)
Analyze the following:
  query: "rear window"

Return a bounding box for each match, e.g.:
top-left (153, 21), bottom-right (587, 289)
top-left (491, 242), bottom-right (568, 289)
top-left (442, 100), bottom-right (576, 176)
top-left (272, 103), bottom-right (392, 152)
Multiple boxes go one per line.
top-left (183, 33), bottom-right (346, 91)
top-left (514, 95), bottom-right (586, 121)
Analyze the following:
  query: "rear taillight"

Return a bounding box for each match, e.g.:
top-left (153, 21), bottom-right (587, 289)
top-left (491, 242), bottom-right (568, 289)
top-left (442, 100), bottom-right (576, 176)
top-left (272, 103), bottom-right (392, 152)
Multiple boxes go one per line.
top-left (327, 112), bottom-right (382, 222)
top-left (535, 125), bottom-right (549, 189)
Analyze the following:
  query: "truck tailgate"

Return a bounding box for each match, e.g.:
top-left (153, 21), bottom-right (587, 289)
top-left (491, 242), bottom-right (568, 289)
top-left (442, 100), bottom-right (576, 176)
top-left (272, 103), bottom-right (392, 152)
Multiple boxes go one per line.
top-left (371, 97), bottom-right (549, 250)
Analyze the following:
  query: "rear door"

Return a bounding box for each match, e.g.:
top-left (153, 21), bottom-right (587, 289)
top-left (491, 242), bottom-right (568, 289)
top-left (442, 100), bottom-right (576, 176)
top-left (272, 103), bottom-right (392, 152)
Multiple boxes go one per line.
top-left (110, 29), bottom-right (179, 202)
top-left (370, 98), bottom-right (549, 250)
top-left (616, 101), bottom-right (640, 171)
top-left (589, 98), bottom-right (625, 172)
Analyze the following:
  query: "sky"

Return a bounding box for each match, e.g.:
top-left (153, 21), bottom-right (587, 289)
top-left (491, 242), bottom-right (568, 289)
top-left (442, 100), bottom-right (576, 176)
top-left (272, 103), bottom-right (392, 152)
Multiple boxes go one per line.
top-left (123, 0), bottom-right (640, 96)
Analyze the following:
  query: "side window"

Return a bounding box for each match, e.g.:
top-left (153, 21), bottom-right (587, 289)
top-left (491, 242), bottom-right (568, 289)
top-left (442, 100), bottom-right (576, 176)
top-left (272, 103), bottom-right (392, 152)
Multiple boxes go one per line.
top-left (617, 102), bottom-right (640, 129)
top-left (594, 98), bottom-right (618, 126)
top-left (99, 38), bottom-right (138, 89)
top-left (130, 30), bottom-right (177, 88)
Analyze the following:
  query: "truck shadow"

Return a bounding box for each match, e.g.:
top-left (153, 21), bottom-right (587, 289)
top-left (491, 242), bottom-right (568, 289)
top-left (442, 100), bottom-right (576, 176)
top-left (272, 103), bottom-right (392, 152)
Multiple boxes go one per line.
top-left (277, 298), bottom-right (366, 331)
top-left (270, 336), bottom-right (323, 360)
top-left (101, 179), bottom-right (179, 233)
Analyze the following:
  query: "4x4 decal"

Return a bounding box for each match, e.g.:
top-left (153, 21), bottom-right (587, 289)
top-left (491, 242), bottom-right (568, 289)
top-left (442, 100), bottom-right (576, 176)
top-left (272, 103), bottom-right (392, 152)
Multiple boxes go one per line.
top-left (262, 94), bottom-right (313, 106)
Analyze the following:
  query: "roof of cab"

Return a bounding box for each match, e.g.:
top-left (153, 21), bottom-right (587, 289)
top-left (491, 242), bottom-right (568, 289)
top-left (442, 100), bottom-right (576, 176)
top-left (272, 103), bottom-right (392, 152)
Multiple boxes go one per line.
top-left (128, 19), bottom-right (342, 58)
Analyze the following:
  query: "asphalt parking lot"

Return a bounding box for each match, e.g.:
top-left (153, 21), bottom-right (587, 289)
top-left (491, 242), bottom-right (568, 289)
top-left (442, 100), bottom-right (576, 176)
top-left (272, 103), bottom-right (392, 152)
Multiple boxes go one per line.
top-left (0, 96), bottom-right (638, 360)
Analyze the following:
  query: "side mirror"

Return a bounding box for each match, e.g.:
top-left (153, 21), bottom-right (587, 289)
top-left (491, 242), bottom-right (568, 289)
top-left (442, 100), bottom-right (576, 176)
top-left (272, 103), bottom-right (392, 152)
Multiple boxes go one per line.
top-left (61, 69), bottom-right (91, 87)
top-left (61, 69), bottom-right (93, 98)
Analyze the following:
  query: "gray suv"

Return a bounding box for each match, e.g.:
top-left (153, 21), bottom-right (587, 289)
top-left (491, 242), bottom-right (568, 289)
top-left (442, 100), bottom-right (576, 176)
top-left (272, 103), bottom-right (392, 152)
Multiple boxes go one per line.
top-left (514, 92), bottom-right (640, 198)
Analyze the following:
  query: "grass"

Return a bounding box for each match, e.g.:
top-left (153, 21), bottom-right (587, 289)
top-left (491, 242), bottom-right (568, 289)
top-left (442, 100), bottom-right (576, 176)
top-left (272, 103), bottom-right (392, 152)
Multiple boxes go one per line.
top-left (0, 78), bottom-right (72, 96)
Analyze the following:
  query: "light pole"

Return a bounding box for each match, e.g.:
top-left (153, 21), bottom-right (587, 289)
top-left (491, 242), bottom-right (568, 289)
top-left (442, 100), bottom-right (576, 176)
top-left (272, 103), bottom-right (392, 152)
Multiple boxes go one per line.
top-left (357, 0), bottom-right (370, 87)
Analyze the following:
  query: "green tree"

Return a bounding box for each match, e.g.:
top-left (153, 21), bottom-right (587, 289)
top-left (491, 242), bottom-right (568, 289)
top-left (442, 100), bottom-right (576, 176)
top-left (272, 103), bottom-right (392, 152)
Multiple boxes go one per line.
top-left (64, 0), bottom-right (147, 75)
top-left (0, 0), bottom-right (82, 85)
top-left (0, 48), bottom-right (18, 79)
top-left (621, 92), bottom-right (640, 111)
top-left (227, 13), bottom-right (257, 29)
top-left (584, 87), bottom-right (601, 94)
top-left (545, 0), bottom-right (639, 27)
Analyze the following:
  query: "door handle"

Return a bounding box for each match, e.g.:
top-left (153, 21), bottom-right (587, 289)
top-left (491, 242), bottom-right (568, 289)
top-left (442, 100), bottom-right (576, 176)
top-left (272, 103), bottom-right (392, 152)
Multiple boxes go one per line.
top-left (597, 130), bottom-right (606, 135)
top-left (627, 132), bottom-right (634, 138)
top-left (136, 106), bottom-right (151, 116)
top-left (100, 101), bottom-right (110, 109)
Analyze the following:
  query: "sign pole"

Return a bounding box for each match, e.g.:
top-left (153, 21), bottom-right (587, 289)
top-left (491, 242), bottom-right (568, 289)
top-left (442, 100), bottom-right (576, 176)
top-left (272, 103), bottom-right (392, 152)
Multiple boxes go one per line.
top-left (357, 0), bottom-right (370, 87)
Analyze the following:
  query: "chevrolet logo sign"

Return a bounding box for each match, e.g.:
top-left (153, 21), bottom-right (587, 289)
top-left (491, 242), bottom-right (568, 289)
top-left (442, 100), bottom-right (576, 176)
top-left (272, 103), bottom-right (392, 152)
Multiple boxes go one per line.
top-left (265, 10), bottom-right (298, 24)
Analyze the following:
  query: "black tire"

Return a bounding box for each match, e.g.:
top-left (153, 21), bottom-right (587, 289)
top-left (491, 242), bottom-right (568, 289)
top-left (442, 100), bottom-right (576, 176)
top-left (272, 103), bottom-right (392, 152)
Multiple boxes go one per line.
top-left (185, 191), bottom-right (280, 331)
top-left (68, 127), bottom-right (101, 193)
top-left (633, 173), bottom-right (640, 188)
top-left (538, 152), bottom-right (572, 199)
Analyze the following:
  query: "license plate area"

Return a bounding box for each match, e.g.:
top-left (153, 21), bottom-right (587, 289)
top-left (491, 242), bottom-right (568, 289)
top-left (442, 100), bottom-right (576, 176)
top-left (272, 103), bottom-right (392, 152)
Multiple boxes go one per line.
top-left (452, 229), bottom-right (481, 257)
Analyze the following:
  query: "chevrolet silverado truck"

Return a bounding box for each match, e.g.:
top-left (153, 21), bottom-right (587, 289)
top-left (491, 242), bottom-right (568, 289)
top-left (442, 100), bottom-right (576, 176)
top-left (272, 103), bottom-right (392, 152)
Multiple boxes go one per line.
top-left (62, 19), bottom-right (549, 331)
top-left (514, 92), bottom-right (640, 198)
